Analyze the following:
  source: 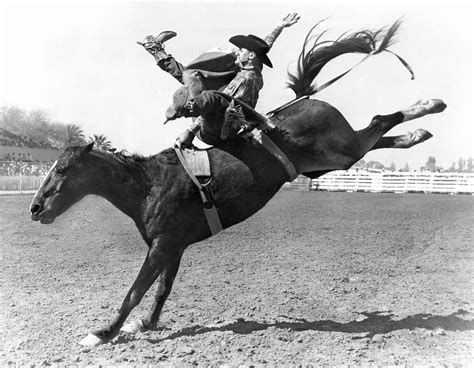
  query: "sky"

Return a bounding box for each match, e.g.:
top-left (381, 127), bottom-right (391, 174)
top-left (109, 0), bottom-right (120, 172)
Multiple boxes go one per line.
top-left (0, 0), bottom-right (472, 169)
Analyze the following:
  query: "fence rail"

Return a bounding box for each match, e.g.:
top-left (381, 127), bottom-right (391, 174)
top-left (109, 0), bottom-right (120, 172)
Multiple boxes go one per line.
top-left (291, 170), bottom-right (474, 194)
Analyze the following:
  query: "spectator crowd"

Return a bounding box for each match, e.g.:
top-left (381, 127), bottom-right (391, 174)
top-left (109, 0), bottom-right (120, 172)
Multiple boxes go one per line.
top-left (0, 161), bottom-right (53, 176)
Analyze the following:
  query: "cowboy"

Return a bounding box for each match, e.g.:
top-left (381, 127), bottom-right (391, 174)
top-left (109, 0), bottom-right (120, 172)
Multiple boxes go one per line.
top-left (140, 13), bottom-right (300, 147)
top-left (171, 34), bottom-right (274, 147)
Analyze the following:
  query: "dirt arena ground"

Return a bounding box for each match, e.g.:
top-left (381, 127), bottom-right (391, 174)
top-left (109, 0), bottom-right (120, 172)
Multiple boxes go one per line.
top-left (1, 190), bottom-right (473, 366)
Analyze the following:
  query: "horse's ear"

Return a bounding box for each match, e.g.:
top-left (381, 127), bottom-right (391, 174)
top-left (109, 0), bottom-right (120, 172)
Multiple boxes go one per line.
top-left (80, 142), bottom-right (94, 155)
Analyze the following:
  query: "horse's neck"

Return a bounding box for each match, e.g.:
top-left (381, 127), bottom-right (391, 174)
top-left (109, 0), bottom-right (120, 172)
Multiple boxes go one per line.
top-left (89, 153), bottom-right (149, 220)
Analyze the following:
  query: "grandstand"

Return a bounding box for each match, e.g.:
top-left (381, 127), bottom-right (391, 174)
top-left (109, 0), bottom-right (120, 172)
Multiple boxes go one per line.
top-left (0, 127), bottom-right (60, 162)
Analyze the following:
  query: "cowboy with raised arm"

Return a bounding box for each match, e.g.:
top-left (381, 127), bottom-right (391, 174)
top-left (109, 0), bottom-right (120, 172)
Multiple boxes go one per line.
top-left (139, 13), bottom-right (300, 147)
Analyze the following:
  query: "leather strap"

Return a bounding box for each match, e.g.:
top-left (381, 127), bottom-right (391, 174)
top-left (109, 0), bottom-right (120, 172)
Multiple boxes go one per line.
top-left (242, 128), bottom-right (298, 181)
top-left (174, 147), bottom-right (223, 235)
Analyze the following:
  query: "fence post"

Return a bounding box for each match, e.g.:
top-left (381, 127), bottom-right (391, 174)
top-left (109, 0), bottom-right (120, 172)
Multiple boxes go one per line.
top-left (454, 174), bottom-right (460, 194)
top-left (429, 173), bottom-right (435, 193)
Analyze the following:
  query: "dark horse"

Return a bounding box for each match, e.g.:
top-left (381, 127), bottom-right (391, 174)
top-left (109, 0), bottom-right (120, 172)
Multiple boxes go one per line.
top-left (30, 22), bottom-right (446, 346)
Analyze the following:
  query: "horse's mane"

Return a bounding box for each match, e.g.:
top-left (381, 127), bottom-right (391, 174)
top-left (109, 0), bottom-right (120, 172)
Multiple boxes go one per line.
top-left (90, 149), bottom-right (152, 190)
top-left (287, 19), bottom-right (408, 98)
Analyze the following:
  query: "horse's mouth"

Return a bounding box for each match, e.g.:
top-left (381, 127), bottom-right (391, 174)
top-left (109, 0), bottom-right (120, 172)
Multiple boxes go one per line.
top-left (31, 210), bottom-right (56, 224)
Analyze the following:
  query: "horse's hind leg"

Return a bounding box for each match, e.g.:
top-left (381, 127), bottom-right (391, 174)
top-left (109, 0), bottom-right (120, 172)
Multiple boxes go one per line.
top-left (356, 99), bottom-right (446, 153)
top-left (371, 129), bottom-right (433, 150)
top-left (302, 129), bottom-right (434, 179)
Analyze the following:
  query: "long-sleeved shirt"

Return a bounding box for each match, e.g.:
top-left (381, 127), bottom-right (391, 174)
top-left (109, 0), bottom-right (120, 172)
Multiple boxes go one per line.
top-left (221, 67), bottom-right (263, 108)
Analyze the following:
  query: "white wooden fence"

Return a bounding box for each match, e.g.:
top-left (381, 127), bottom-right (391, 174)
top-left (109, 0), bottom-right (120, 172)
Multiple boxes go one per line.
top-left (291, 170), bottom-right (474, 194)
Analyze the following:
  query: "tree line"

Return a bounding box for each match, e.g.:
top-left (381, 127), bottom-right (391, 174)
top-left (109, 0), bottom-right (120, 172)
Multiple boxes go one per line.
top-left (0, 106), bottom-right (115, 152)
top-left (354, 156), bottom-right (473, 173)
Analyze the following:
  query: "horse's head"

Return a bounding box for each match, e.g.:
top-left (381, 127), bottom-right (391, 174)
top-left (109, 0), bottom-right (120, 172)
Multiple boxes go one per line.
top-left (30, 142), bottom-right (94, 224)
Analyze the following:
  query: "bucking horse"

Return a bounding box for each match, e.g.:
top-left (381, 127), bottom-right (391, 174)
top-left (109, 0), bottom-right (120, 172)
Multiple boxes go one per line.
top-left (30, 20), bottom-right (446, 346)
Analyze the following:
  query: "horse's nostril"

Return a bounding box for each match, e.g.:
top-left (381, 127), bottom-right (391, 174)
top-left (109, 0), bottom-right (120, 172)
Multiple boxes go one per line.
top-left (31, 204), bottom-right (41, 214)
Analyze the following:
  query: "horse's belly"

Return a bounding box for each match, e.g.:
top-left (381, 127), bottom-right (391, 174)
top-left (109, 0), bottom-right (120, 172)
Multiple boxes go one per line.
top-left (291, 150), bottom-right (358, 173)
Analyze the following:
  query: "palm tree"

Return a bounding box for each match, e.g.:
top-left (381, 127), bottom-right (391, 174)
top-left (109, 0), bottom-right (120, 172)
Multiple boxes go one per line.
top-left (64, 124), bottom-right (85, 147)
top-left (88, 134), bottom-right (114, 152)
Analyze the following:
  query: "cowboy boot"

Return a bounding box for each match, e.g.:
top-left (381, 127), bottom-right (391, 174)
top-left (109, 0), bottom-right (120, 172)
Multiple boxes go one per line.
top-left (137, 31), bottom-right (177, 60)
top-left (153, 31), bottom-right (177, 48)
top-left (153, 31), bottom-right (178, 62)
top-left (166, 97), bottom-right (201, 121)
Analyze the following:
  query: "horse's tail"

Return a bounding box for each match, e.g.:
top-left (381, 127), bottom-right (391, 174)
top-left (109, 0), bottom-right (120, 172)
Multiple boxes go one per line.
top-left (287, 19), bottom-right (414, 98)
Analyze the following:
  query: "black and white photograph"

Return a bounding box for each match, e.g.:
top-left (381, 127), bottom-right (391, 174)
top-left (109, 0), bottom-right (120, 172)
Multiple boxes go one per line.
top-left (1, 0), bottom-right (473, 365)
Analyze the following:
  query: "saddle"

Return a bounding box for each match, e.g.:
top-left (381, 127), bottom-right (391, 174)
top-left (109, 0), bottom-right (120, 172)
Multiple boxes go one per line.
top-left (173, 147), bottom-right (223, 235)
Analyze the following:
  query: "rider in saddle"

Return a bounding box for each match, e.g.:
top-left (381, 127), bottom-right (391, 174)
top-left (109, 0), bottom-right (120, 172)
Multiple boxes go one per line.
top-left (140, 13), bottom-right (300, 148)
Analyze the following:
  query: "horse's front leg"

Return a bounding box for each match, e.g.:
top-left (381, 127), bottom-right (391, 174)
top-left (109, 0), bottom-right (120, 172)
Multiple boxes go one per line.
top-left (79, 239), bottom-right (182, 346)
top-left (120, 256), bottom-right (182, 334)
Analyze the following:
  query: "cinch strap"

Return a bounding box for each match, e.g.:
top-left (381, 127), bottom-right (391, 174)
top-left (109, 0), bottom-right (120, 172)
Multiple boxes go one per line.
top-left (174, 147), bottom-right (223, 235)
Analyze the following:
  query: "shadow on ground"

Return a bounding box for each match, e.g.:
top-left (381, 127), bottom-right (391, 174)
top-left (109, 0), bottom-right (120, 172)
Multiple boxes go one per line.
top-left (140, 309), bottom-right (473, 343)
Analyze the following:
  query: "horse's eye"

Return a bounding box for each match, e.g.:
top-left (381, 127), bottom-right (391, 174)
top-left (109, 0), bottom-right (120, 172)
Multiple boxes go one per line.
top-left (56, 168), bottom-right (66, 176)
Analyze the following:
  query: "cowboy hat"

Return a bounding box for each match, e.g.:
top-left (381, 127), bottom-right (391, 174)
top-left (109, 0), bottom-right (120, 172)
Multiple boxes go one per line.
top-left (229, 34), bottom-right (273, 68)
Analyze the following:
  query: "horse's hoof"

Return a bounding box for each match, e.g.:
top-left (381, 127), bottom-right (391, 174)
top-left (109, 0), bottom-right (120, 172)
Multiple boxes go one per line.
top-left (428, 99), bottom-right (447, 114)
top-left (79, 333), bottom-right (105, 347)
top-left (121, 319), bottom-right (146, 334)
top-left (413, 129), bottom-right (433, 143)
top-left (403, 99), bottom-right (446, 122)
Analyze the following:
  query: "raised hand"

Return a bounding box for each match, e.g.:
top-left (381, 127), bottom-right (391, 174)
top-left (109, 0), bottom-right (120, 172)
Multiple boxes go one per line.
top-left (279, 12), bottom-right (300, 28)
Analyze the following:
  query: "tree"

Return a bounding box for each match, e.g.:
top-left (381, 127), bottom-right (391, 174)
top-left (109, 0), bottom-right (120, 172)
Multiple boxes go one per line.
top-left (425, 156), bottom-right (437, 172)
top-left (0, 106), bottom-right (27, 132)
top-left (389, 162), bottom-right (396, 171)
top-left (366, 161), bottom-right (384, 170)
top-left (467, 158), bottom-right (473, 173)
top-left (402, 162), bottom-right (410, 172)
top-left (353, 159), bottom-right (366, 168)
top-left (63, 124), bottom-right (85, 148)
top-left (458, 158), bottom-right (465, 172)
top-left (88, 134), bottom-right (114, 152)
